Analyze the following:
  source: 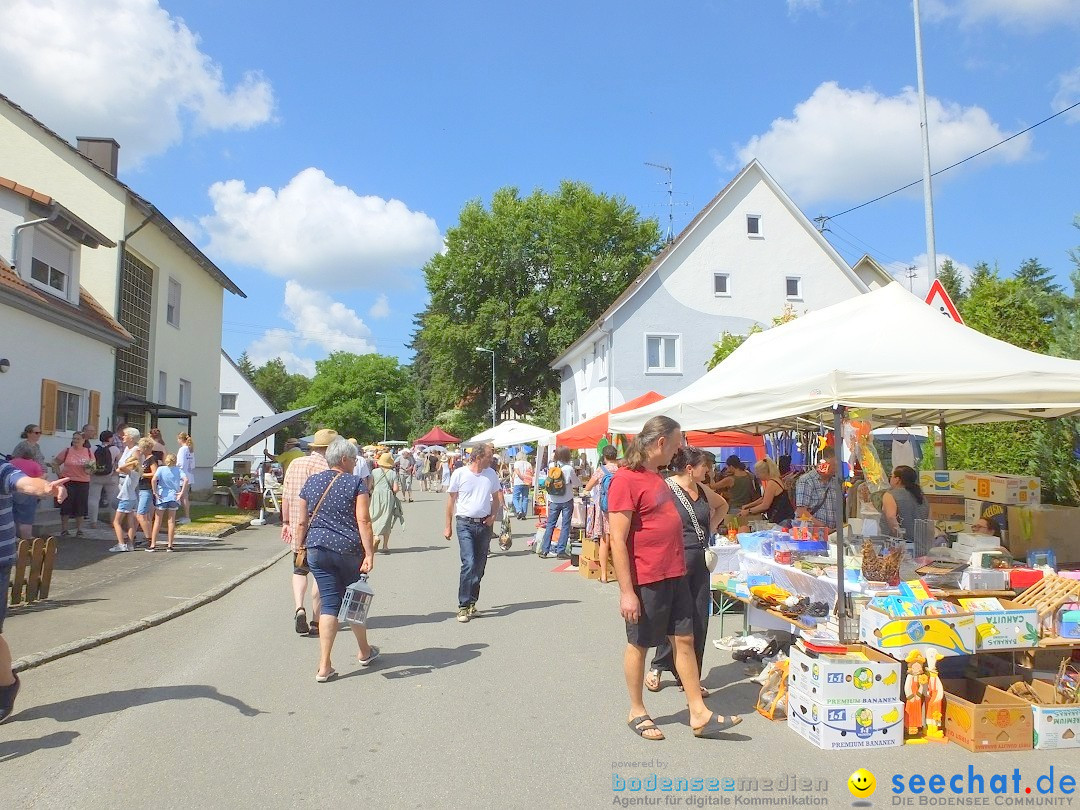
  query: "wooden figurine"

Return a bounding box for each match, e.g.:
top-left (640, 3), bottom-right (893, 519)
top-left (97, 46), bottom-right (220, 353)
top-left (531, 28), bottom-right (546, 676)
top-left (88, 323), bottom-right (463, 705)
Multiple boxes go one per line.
top-left (903, 650), bottom-right (928, 738)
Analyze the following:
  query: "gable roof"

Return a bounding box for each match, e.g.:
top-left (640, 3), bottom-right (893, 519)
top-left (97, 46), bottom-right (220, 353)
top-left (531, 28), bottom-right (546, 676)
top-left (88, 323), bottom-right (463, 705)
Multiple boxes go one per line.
top-left (0, 92), bottom-right (245, 298)
top-left (852, 254), bottom-right (896, 287)
top-left (221, 349), bottom-right (277, 413)
top-left (0, 176), bottom-right (115, 248)
top-left (549, 159), bottom-right (870, 369)
top-left (0, 256), bottom-right (133, 347)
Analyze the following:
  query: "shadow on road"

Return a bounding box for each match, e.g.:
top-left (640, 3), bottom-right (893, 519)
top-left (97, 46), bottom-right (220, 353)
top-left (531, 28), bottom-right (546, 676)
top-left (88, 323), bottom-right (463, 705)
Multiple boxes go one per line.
top-left (379, 545), bottom-right (446, 555)
top-left (0, 730), bottom-right (80, 762)
top-left (483, 599), bottom-right (579, 617)
top-left (367, 642), bottom-right (488, 679)
top-left (12, 685), bottom-right (265, 724)
top-left (9, 598), bottom-right (106, 615)
top-left (366, 610), bottom-right (457, 629)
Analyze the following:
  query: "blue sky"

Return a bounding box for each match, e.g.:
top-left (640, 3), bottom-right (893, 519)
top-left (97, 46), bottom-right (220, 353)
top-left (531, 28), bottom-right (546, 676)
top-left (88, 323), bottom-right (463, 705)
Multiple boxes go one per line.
top-left (2, 0), bottom-right (1078, 374)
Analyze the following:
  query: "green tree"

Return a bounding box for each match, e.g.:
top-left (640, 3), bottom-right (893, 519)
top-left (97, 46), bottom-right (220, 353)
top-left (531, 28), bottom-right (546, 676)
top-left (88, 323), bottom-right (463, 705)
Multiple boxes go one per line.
top-left (251, 358), bottom-right (312, 413)
top-left (530, 390), bottom-right (561, 432)
top-left (706, 305), bottom-right (799, 370)
top-left (1014, 257), bottom-right (1062, 297)
top-left (937, 258), bottom-right (966, 304)
top-left (294, 352), bottom-right (415, 443)
top-left (235, 351), bottom-right (256, 380)
top-left (412, 181), bottom-right (661, 426)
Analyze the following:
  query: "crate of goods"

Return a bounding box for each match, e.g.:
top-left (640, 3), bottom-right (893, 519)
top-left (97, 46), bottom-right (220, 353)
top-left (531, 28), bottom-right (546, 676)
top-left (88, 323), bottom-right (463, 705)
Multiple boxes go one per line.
top-left (859, 606), bottom-right (977, 657)
top-left (788, 642), bottom-right (901, 705)
top-left (964, 473), bottom-right (1041, 506)
top-left (787, 694), bottom-right (902, 750)
top-left (926, 495), bottom-right (966, 522)
top-left (919, 470), bottom-right (973, 496)
top-left (943, 679), bottom-right (1033, 752)
top-left (979, 677), bottom-right (1080, 750)
top-left (950, 598), bottom-right (1041, 651)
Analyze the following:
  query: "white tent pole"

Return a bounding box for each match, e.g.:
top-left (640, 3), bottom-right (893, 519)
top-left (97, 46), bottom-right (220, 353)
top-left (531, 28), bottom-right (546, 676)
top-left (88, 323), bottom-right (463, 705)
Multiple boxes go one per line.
top-left (833, 406), bottom-right (849, 640)
top-left (913, 0), bottom-right (938, 281)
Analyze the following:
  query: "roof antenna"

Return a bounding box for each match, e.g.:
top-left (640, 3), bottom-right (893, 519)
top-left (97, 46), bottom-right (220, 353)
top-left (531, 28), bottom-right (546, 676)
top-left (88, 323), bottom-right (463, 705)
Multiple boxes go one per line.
top-left (645, 162), bottom-right (676, 243)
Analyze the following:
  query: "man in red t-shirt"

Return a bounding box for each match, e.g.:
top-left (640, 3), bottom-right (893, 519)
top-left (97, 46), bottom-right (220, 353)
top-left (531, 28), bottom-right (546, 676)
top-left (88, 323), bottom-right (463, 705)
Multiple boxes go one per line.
top-left (607, 416), bottom-right (741, 741)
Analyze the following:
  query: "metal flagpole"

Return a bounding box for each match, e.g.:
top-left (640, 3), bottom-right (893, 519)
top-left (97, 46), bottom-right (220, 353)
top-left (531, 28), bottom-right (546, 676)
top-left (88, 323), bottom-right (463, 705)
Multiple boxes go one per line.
top-left (913, 0), bottom-right (938, 282)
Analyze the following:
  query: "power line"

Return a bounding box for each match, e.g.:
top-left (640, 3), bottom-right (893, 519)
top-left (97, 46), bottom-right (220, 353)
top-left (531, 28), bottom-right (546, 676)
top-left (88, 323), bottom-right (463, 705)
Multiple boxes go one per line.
top-left (821, 99), bottom-right (1080, 223)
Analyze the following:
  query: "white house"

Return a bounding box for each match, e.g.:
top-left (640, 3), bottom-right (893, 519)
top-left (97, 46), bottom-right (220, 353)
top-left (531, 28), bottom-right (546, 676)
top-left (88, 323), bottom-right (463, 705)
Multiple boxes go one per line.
top-left (550, 159), bottom-right (893, 428)
top-left (0, 93), bottom-right (246, 489)
top-left (216, 350), bottom-right (276, 474)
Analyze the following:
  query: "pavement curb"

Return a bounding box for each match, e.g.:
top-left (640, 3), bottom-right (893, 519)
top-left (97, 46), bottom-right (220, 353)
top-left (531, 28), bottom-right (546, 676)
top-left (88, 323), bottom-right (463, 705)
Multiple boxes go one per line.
top-left (12, 547), bottom-right (290, 674)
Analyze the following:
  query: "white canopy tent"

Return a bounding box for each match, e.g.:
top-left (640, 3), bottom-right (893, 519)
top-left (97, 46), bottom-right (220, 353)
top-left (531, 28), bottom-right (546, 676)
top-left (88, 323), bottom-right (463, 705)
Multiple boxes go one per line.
top-left (465, 420), bottom-right (555, 448)
top-left (610, 283), bottom-right (1080, 435)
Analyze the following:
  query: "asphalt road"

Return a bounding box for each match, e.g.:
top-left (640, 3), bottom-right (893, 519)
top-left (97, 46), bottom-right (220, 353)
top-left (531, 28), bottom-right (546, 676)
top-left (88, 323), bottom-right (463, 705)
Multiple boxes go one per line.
top-left (3, 491), bottom-right (1071, 808)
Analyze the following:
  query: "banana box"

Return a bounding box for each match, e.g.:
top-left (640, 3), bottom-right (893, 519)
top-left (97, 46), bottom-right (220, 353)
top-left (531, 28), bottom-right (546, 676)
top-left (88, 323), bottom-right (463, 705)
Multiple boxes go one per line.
top-left (787, 695), bottom-right (903, 750)
top-left (964, 473), bottom-right (1041, 506)
top-left (978, 677), bottom-right (1080, 750)
top-left (920, 470), bottom-right (974, 496)
top-left (943, 679), bottom-right (1033, 752)
top-left (788, 643), bottom-right (901, 705)
top-left (950, 599), bottom-right (1040, 651)
top-left (859, 607), bottom-right (977, 657)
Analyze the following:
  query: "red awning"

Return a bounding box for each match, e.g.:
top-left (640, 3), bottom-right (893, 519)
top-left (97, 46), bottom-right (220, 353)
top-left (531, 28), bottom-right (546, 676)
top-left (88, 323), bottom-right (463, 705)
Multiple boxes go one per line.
top-left (414, 426), bottom-right (461, 445)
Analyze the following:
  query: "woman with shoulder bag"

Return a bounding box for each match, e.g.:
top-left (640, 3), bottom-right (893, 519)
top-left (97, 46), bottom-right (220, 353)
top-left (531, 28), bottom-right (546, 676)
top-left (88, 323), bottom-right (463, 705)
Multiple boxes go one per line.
top-left (739, 458), bottom-right (795, 525)
top-left (297, 438), bottom-right (379, 682)
top-left (645, 447), bottom-right (729, 696)
top-left (368, 453), bottom-right (404, 553)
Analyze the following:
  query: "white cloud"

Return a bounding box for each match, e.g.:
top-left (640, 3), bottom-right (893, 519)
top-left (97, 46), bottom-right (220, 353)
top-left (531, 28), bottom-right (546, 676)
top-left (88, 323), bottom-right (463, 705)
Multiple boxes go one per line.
top-left (368, 294), bottom-right (391, 319)
top-left (0, 0), bottom-right (274, 165)
top-left (884, 253), bottom-right (973, 298)
top-left (728, 82), bottom-right (1032, 205)
top-left (923, 0), bottom-right (1080, 30)
top-left (200, 168), bottom-right (443, 290)
top-left (786, 0), bottom-right (822, 13)
top-left (246, 280), bottom-right (378, 376)
top-left (1053, 67), bottom-right (1080, 123)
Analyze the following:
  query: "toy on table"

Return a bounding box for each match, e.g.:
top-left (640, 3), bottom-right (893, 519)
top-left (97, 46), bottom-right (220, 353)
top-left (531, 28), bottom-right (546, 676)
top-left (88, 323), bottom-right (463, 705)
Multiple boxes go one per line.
top-left (903, 649), bottom-right (946, 743)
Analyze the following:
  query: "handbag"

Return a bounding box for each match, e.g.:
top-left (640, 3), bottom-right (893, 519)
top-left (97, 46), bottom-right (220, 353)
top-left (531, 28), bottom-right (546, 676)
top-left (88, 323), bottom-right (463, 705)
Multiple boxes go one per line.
top-left (666, 477), bottom-right (707, 549)
top-left (296, 472), bottom-right (341, 567)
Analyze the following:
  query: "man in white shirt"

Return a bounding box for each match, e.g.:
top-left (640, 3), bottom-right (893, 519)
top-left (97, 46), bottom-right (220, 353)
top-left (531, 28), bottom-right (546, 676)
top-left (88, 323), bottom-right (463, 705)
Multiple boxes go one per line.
top-left (510, 455), bottom-right (533, 520)
top-left (444, 443), bottom-right (503, 623)
top-left (539, 446), bottom-right (581, 559)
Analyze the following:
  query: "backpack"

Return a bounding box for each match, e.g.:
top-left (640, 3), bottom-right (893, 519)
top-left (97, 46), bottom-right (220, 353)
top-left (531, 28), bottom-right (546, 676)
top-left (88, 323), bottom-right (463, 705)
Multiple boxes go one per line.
top-left (92, 443), bottom-right (114, 476)
top-left (545, 464), bottom-right (566, 497)
top-left (597, 465), bottom-right (616, 512)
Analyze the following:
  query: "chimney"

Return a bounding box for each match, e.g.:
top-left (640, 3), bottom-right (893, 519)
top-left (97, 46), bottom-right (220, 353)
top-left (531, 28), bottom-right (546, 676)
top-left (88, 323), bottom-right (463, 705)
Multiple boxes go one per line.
top-left (76, 137), bottom-right (120, 176)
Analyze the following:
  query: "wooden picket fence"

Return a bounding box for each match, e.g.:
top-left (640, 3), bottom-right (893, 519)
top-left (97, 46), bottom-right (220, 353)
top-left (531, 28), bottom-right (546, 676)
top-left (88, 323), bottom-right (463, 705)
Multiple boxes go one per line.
top-left (8, 537), bottom-right (57, 606)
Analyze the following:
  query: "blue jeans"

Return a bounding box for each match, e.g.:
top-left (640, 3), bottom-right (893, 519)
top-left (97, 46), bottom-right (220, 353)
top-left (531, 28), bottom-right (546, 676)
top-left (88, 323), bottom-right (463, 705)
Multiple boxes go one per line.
top-left (512, 485), bottom-right (530, 516)
top-left (456, 517), bottom-right (491, 608)
top-left (540, 499), bottom-right (573, 555)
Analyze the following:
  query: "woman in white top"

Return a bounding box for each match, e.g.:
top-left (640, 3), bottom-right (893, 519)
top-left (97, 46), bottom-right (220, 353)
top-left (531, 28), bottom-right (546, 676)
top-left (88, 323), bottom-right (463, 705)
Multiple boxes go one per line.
top-left (176, 432), bottom-right (195, 524)
top-left (510, 454), bottom-right (533, 520)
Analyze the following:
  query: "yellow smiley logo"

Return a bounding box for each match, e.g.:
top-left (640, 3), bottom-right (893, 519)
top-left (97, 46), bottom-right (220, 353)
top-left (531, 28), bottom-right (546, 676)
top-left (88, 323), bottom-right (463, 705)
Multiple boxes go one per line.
top-left (848, 768), bottom-right (876, 798)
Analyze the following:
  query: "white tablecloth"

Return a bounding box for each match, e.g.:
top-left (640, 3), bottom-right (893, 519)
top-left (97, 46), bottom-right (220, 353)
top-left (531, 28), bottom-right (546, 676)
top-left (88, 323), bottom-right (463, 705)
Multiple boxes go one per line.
top-left (739, 551), bottom-right (842, 608)
top-left (710, 543), bottom-right (742, 574)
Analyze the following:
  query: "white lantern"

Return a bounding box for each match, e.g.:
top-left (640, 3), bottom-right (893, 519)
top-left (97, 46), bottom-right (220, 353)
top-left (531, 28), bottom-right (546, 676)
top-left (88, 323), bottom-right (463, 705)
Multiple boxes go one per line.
top-left (337, 574), bottom-right (374, 626)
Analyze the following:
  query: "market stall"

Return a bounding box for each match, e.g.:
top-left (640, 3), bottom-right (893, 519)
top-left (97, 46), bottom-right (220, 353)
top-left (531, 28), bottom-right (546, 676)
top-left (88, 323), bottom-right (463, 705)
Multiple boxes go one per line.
top-left (465, 420), bottom-right (554, 448)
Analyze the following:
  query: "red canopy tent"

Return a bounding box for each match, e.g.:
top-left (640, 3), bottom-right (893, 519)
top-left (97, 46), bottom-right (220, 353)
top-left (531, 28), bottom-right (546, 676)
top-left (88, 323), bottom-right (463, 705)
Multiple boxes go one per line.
top-left (414, 426), bottom-right (460, 445)
top-left (554, 391), bottom-right (765, 458)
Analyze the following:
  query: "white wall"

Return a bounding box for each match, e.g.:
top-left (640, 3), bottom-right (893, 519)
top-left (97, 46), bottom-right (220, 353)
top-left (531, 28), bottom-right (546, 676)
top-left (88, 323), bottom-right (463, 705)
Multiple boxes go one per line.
top-left (216, 354), bottom-right (274, 473)
top-left (0, 304), bottom-right (115, 461)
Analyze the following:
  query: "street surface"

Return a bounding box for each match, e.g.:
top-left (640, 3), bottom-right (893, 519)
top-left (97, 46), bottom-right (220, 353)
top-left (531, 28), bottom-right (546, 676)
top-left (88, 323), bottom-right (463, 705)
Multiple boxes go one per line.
top-left (2, 491), bottom-right (1067, 808)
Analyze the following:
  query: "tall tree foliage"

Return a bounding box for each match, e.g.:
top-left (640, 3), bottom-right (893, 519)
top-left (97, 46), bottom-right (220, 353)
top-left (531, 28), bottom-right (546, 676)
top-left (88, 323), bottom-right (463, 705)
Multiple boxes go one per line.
top-left (412, 181), bottom-right (661, 425)
top-left (235, 351), bottom-right (257, 380)
top-left (293, 352), bottom-right (415, 443)
top-left (937, 258), bottom-right (965, 305)
top-left (251, 358), bottom-right (311, 413)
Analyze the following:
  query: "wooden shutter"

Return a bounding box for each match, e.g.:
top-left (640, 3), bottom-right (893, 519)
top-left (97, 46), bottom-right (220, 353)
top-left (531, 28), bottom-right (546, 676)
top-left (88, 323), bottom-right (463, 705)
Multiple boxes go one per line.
top-left (40, 379), bottom-right (58, 435)
top-left (88, 390), bottom-right (101, 431)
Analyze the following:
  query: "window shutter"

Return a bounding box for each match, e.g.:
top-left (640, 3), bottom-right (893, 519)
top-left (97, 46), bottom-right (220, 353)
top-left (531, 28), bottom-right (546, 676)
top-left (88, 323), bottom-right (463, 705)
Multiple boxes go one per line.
top-left (40, 379), bottom-right (58, 435)
top-left (89, 390), bottom-right (101, 430)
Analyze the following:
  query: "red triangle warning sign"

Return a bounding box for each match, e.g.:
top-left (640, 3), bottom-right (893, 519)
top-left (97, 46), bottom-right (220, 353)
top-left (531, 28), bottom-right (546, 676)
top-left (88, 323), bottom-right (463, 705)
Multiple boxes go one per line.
top-left (925, 279), bottom-right (964, 324)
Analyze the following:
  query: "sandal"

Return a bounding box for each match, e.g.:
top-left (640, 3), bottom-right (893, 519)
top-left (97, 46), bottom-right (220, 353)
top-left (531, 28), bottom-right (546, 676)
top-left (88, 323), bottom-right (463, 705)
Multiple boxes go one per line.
top-left (294, 608), bottom-right (309, 635)
top-left (308, 621), bottom-right (320, 637)
top-left (692, 713), bottom-right (743, 738)
top-left (628, 715), bottom-right (665, 741)
top-left (645, 669), bottom-right (663, 693)
top-left (315, 669), bottom-right (338, 683)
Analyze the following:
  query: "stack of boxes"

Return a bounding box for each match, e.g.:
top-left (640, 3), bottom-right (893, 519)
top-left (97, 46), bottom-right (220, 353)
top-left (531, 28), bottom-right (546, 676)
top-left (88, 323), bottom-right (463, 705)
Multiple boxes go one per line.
top-left (920, 470), bottom-right (1042, 545)
top-left (578, 538), bottom-right (616, 581)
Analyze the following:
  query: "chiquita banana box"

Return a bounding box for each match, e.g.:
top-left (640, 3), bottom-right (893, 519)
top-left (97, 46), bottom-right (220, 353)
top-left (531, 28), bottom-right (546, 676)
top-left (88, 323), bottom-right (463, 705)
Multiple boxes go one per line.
top-left (860, 608), bottom-right (977, 657)
top-left (788, 643), bottom-right (902, 705)
top-left (788, 695), bottom-right (903, 750)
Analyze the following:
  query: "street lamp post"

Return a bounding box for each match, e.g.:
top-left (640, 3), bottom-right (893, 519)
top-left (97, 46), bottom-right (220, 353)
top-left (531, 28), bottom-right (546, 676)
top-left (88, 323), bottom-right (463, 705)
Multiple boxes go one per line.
top-left (375, 390), bottom-right (388, 442)
top-left (475, 347), bottom-right (496, 428)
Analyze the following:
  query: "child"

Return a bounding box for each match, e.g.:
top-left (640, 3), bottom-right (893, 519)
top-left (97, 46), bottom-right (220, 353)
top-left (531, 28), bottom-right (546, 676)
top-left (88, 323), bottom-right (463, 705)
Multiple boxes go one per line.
top-left (151, 453), bottom-right (188, 552)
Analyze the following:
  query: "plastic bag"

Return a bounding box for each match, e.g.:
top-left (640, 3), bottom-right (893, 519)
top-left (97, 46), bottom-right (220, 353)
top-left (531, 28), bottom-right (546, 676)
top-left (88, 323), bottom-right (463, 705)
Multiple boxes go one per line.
top-left (755, 658), bottom-right (789, 720)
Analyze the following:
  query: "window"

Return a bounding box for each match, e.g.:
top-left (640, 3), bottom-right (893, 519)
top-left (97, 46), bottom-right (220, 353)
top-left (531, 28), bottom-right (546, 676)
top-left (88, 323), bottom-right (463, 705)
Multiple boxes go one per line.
top-left (30, 258), bottom-right (68, 294)
top-left (166, 278), bottom-right (181, 327)
top-left (786, 276), bottom-right (803, 300)
top-left (55, 387), bottom-right (83, 433)
top-left (221, 393), bottom-right (238, 411)
top-left (158, 371), bottom-right (167, 404)
top-left (645, 334), bottom-right (680, 373)
top-left (714, 273), bottom-right (731, 297)
top-left (179, 379), bottom-right (192, 410)
top-left (598, 340), bottom-right (608, 380)
top-left (746, 214), bottom-right (762, 237)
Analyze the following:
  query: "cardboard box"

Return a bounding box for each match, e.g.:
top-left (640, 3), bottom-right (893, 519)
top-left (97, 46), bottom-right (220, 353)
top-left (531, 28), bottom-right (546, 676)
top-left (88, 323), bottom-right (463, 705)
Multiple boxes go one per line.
top-left (920, 470), bottom-right (974, 496)
top-left (1006, 505), bottom-right (1080, 563)
top-left (964, 473), bottom-right (1041, 506)
top-left (787, 694), bottom-right (902, 750)
top-left (943, 679), bottom-right (1033, 752)
top-left (581, 538), bottom-right (600, 562)
top-left (859, 606), bottom-right (977, 657)
top-left (578, 558), bottom-right (616, 581)
top-left (926, 495), bottom-right (966, 522)
top-left (955, 599), bottom-right (1041, 651)
top-left (965, 499), bottom-right (1009, 536)
top-left (788, 643), bottom-right (901, 705)
top-left (979, 677), bottom-right (1080, 750)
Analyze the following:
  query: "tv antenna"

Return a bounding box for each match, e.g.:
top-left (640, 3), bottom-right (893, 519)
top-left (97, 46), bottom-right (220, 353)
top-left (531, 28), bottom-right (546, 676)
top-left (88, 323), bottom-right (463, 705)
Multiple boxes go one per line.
top-left (644, 161), bottom-right (685, 243)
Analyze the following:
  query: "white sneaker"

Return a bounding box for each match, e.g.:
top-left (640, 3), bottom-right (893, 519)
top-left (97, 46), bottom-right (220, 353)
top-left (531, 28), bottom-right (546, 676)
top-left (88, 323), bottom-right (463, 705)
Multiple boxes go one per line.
top-left (177, 517), bottom-right (191, 525)
top-left (108, 544), bottom-right (130, 553)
